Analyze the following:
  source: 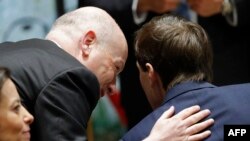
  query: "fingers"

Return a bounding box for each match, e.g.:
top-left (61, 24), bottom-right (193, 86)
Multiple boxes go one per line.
top-left (174, 105), bottom-right (201, 120)
top-left (186, 118), bottom-right (214, 135)
top-left (185, 109), bottom-right (214, 141)
top-left (187, 130), bottom-right (212, 141)
top-left (184, 109), bottom-right (211, 127)
top-left (166, 0), bottom-right (181, 11)
top-left (159, 106), bottom-right (175, 120)
top-left (150, 0), bottom-right (182, 13)
top-left (151, 105), bottom-right (213, 141)
top-left (187, 0), bottom-right (198, 9)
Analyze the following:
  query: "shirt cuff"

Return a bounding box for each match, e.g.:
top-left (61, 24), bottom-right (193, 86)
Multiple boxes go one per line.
top-left (132, 0), bottom-right (148, 25)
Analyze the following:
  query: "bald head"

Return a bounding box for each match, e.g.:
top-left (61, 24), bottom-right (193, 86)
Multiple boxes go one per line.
top-left (47, 6), bottom-right (124, 46)
top-left (46, 7), bottom-right (128, 96)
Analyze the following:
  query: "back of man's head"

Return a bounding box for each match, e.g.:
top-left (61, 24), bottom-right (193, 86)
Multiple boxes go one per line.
top-left (135, 14), bottom-right (213, 90)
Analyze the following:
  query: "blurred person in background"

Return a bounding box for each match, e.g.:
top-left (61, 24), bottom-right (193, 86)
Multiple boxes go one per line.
top-left (188, 0), bottom-right (250, 85)
top-left (122, 14), bottom-right (250, 141)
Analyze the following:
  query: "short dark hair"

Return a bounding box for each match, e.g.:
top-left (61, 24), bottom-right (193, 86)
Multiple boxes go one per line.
top-left (135, 14), bottom-right (213, 91)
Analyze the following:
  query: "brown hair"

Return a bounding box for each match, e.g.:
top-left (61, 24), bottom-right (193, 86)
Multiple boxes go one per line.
top-left (135, 14), bottom-right (213, 91)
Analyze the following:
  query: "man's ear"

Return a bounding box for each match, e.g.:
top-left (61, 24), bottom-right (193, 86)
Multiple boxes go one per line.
top-left (81, 30), bottom-right (96, 56)
top-left (83, 30), bottom-right (96, 45)
top-left (146, 63), bottom-right (163, 90)
top-left (145, 63), bottom-right (156, 86)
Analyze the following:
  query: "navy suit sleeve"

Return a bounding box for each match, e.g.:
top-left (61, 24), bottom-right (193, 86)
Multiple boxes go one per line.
top-left (33, 68), bottom-right (99, 141)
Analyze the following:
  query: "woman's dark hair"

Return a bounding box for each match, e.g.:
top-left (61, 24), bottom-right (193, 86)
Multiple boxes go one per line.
top-left (0, 67), bottom-right (11, 93)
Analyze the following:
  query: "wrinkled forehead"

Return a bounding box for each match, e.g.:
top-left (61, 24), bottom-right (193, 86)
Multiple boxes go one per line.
top-left (104, 25), bottom-right (128, 68)
top-left (106, 37), bottom-right (127, 69)
top-left (110, 44), bottom-right (127, 68)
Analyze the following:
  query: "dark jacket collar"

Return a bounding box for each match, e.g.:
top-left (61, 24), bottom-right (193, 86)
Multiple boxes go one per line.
top-left (163, 81), bottom-right (216, 103)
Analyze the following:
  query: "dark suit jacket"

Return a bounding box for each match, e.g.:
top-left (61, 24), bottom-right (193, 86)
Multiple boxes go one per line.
top-left (122, 81), bottom-right (250, 141)
top-left (0, 39), bottom-right (100, 141)
top-left (198, 0), bottom-right (250, 85)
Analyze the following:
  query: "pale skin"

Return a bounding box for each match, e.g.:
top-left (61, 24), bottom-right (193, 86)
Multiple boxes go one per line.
top-left (144, 106), bottom-right (214, 141)
top-left (78, 30), bottom-right (127, 97)
top-left (0, 78), bottom-right (34, 141)
top-left (46, 7), bottom-right (213, 140)
top-left (188, 0), bottom-right (224, 17)
top-left (46, 7), bottom-right (128, 97)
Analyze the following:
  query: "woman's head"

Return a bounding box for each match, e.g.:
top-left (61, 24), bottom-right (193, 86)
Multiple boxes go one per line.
top-left (0, 67), bottom-right (34, 141)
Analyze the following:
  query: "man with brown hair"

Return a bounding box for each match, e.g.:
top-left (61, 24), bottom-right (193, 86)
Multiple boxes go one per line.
top-left (122, 14), bottom-right (250, 141)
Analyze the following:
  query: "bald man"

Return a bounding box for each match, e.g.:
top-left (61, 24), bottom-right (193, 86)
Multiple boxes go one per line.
top-left (0, 7), bottom-right (213, 141)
